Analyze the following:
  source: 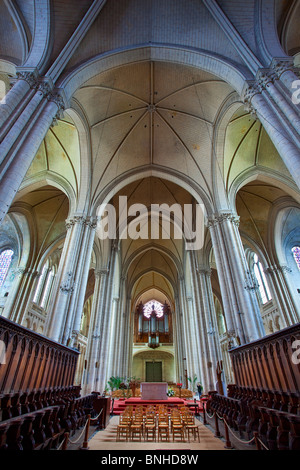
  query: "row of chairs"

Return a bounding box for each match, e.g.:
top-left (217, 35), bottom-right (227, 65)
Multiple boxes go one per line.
top-left (116, 404), bottom-right (201, 442)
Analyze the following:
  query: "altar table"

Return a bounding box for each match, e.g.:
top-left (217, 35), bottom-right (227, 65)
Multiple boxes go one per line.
top-left (140, 382), bottom-right (168, 400)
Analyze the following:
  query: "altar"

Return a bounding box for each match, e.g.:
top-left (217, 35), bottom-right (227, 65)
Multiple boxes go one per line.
top-left (140, 382), bottom-right (168, 400)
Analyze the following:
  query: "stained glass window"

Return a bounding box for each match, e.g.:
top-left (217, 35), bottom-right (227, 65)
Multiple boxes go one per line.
top-left (143, 300), bottom-right (164, 318)
top-left (292, 246), bottom-right (300, 271)
top-left (0, 250), bottom-right (14, 288)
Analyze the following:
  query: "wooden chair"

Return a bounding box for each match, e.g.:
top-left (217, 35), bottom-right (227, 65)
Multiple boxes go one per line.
top-left (186, 423), bottom-right (200, 442)
top-left (144, 421), bottom-right (156, 441)
top-left (116, 423), bottom-right (130, 441)
top-left (130, 421), bottom-right (143, 441)
top-left (158, 418), bottom-right (169, 442)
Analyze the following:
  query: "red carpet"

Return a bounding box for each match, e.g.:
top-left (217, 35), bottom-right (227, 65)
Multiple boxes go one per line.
top-left (112, 397), bottom-right (203, 415)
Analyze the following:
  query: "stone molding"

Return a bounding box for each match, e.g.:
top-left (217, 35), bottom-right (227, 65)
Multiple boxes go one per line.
top-left (207, 212), bottom-right (240, 228)
top-left (65, 215), bottom-right (98, 231)
top-left (59, 271), bottom-right (74, 294)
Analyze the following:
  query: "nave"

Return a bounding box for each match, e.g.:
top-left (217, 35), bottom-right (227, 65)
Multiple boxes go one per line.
top-left (0, 0), bottom-right (300, 453)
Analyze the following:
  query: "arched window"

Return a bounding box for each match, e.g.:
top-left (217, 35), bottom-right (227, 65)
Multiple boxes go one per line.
top-left (0, 249), bottom-right (14, 288)
top-left (253, 254), bottom-right (272, 305)
top-left (40, 269), bottom-right (54, 309)
top-left (33, 265), bottom-right (47, 304)
top-left (292, 246), bottom-right (300, 271)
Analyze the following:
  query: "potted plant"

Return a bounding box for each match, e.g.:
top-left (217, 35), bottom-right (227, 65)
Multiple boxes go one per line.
top-left (187, 374), bottom-right (198, 397)
top-left (167, 387), bottom-right (175, 397)
top-left (119, 382), bottom-right (128, 399)
top-left (107, 376), bottom-right (123, 396)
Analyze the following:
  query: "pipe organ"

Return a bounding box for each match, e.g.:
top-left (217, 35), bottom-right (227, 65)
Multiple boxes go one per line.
top-left (135, 300), bottom-right (172, 348)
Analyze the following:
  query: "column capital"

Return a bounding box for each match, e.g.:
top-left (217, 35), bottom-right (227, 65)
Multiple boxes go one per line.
top-left (278, 265), bottom-right (293, 274)
top-left (264, 264), bottom-right (293, 275)
top-left (256, 68), bottom-right (278, 89)
top-left (241, 80), bottom-right (261, 114)
top-left (196, 266), bottom-right (212, 277)
top-left (86, 216), bottom-right (98, 230)
top-left (37, 79), bottom-right (53, 98)
top-left (94, 268), bottom-right (109, 278)
top-left (65, 215), bottom-right (89, 230)
top-left (47, 88), bottom-right (67, 118)
top-left (271, 57), bottom-right (298, 78)
top-left (244, 269), bottom-right (259, 292)
top-left (14, 267), bottom-right (41, 278)
top-left (13, 69), bottom-right (40, 89)
top-left (207, 212), bottom-right (240, 228)
top-left (59, 271), bottom-right (75, 295)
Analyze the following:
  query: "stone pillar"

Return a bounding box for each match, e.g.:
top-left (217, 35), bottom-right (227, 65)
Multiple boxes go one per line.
top-left (115, 278), bottom-right (128, 377)
top-left (122, 297), bottom-right (132, 379)
top-left (208, 212), bottom-right (265, 346)
top-left (271, 58), bottom-right (300, 97)
top-left (82, 269), bottom-right (109, 394)
top-left (0, 87), bottom-right (66, 225)
top-left (46, 215), bottom-right (96, 345)
top-left (197, 266), bottom-right (223, 390)
top-left (65, 218), bottom-right (97, 349)
top-left (0, 72), bottom-right (37, 132)
top-left (1, 267), bottom-right (40, 323)
top-left (105, 296), bottom-right (120, 381)
top-left (264, 264), bottom-right (300, 327)
top-left (173, 295), bottom-right (186, 385)
top-left (256, 69), bottom-right (300, 138)
top-left (94, 245), bottom-right (118, 393)
top-left (242, 84), bottom-right (300, 187)
top-left (188, 254), bottom-right (211, 393)
top-left (178, 276), bottom-right (194, 385)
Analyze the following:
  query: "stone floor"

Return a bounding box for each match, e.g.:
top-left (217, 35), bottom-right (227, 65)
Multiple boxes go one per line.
top-left (66, 412), bottom-right (258, 451)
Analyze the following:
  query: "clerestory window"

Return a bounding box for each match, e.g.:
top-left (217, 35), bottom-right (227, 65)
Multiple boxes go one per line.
top-left (0, 249), bottom-right (14, 288)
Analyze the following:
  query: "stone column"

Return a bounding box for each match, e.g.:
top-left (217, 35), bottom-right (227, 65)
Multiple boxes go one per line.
top-left (0, 88), bottom-right (66, 225)
top-left (208, 212), bottom-right (265, 346)
top-left (242, 84), bottom-right (300, 187)
top-left (256, 69), bottom-right (300, 138)
top-left (94, 245), bottom-right (118, 393)
top-left (173, 295), bottom-right (186, 385)
top-left (197, 266), bottom-right (223, 390)
top-left (46, 215), bottom-right (96, 345)
top-left (65, 217), bottom-right (97, 349)
top-left (121, 297), bottom-right (132, 379)
top-left (105, 296), bottom-right (120, 381)
top-left (177, 276), bottom-right (194, 385)
top-left (1, 267), bottom-right (40, 323)
top-left (82, 268), bottom-right (109, 394)
top-left (271, 58), bottom-right (300, 97)
top-left (115, 278), bottom-right (128, 377)
top-left (188, 253), bottom-right (211, 392)
top-left (264, 264), bottom-right (300, 327)
top-left (0, 71), bottom-right (38, 132)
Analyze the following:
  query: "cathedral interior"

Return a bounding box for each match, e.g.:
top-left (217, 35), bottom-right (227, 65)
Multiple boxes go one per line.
top-left (0, 0), bottom-right (299, 452)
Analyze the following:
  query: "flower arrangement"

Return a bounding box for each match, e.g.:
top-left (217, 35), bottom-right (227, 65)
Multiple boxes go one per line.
top-left (176, 383), bottom-right (183, 388)
top-left (119, 382), bottom-right (128, 398)
top-left (167, 388), bottom-right (175, 397)
top-left (129, 376), bottom-right (140, 397)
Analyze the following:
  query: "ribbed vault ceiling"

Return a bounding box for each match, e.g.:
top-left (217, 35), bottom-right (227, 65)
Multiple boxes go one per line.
top-left (74, 61), bottom-right (233, 205)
